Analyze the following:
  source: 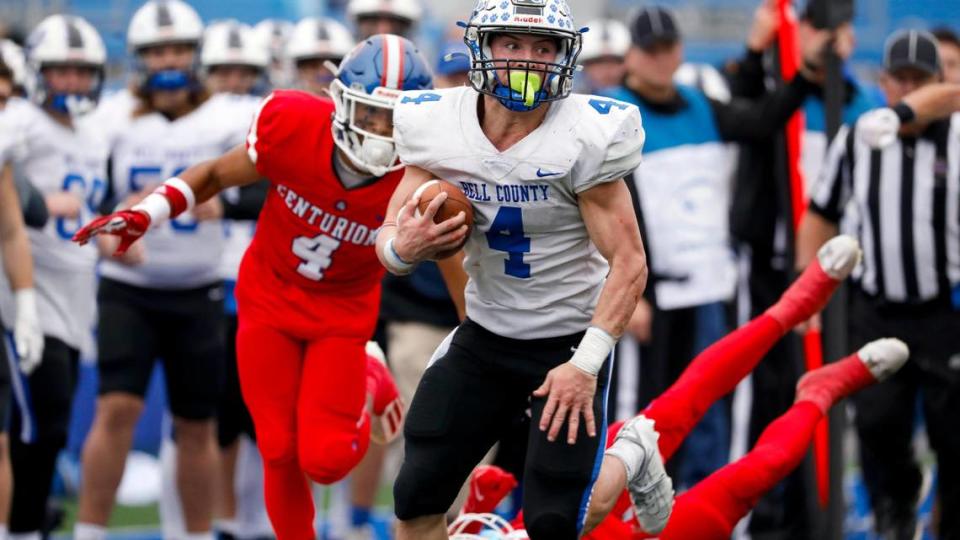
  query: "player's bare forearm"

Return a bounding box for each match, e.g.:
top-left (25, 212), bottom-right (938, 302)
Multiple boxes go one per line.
top-left (0, 164), bottom-right (34, 290)
top-left (580, 179), bottom-right (648, 338)
top-left (796, 210), bottom-right (839, 271)
top-left (180, 145), bottom-right (261, 203)
top-left (437, 251), bottom-right (468, 321)
top-left (902, 82), bottom-right (960, 124)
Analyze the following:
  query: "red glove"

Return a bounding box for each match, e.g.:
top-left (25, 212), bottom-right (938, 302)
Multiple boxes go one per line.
top-left (463, 465), bottom-right (519, 516)
top-left (72, 210), bottom-right (151, 255)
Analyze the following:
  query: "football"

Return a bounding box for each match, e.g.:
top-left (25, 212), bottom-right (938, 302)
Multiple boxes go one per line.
top-left (413, 179), bottom-right (474, 259)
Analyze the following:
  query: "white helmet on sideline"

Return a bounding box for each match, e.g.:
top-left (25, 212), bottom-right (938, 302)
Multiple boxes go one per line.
top-left (127, 0), bottom-right (203, 51)
top-left (579, 19), bottom-right (630, 63)
top-left (202, 20), bottom-right (269, 69)
top-left (286, 17), bottom-right (355, 64)
top-left (24, 14), bottom-right (106, 116)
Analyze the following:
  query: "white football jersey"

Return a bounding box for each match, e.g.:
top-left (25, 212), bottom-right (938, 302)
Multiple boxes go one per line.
top-left (93, 90), bottom-right (260, 289)
top-left (394, 87), bottom-right (645, 339)
top-left (0, 97), bottom-right (108, 349)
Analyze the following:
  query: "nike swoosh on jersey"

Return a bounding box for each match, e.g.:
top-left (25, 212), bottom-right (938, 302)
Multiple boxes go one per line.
top-left (536, 168), bottom-right (562, 177)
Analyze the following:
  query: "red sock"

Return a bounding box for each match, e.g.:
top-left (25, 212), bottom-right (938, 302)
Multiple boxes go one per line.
top-left (765, 259), bottom-right (839, 331)
top-left (795, 351), bottom-right (876, 414)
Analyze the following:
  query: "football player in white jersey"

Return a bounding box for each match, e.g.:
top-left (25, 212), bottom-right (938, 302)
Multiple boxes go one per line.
top-left (0, 14), bottom-right (106, 539)
top-left (73, 2), bottom-right (258, 539)
top-left (377, 1), bottom-right (673, 539)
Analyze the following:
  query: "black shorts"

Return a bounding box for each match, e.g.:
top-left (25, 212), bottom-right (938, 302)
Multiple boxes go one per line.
top-left (217, 314), bottom-right (255, 447)
top-left (97, 277), bottom-right (226, 420)
top-left (393, 318), bottom-right (611, 540)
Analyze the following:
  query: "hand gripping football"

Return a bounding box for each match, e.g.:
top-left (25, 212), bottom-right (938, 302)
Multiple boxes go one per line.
top-left (413, 179), bottom-right (474, 259)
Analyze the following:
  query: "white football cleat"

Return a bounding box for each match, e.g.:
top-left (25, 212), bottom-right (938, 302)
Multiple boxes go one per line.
top-left (605, 415), bottom-right (674, 534)
top-left (817, 235), bottom-right (861, 280)
top-left (857, 338), bottom-right (910, 383)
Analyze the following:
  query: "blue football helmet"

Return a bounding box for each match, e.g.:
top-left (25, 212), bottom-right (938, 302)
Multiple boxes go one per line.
top-left (328, 34), bottom-right (433, 176)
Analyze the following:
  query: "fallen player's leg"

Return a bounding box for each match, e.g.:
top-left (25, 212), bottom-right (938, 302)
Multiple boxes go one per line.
top-left (645, 339), bottom-right (909, 540)
top-left (583, 235), bottom-right (861, 533)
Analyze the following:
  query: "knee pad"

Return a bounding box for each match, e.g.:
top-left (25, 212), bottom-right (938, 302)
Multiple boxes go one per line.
top-left (393, 463), bottom-right (453, 521)
top-left (298, 417), bottom-right (370, 485)
top-left (523, 511), bottom-right (578, 540)
top-left (256, 429), bottom-right (297, 467)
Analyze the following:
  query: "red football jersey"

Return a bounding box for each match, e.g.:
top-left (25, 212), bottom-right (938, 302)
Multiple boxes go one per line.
top-left (237, 90), bottom-right (403, 339)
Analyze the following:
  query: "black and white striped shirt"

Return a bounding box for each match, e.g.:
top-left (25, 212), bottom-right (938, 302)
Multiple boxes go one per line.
top-left (809, 112), bottom-right (960, 304)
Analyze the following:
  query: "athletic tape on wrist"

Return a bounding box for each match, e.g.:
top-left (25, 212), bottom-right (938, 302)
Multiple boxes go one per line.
top-left (569, 326), bottom-right (616, 376)
top-left (132, 177), bottom-right (196, 225)
top-left (384, 237), bottom-right (415, 275)
top-left (14, 288), bottom-right (37, 317)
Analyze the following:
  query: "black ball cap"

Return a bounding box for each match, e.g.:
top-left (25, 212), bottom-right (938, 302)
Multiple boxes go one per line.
top-left (630, 6), bottom-right (680, 49)
top-left (884, 29), bottom-right (941, 76)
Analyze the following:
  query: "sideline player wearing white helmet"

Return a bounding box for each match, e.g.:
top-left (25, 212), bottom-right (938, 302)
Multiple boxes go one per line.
top-left (201, 20), bottom-right (269, 96)
top-left (0, 14), bottom-right (106, 538)
top-left (286, 17), bottom-right (355, 96)
top-left (252, 18), bottom-right (294, 89)
top-left (347, 0), bottom-right (422, 39)
top-left (378, 0), bottom-right (674, 538)
top-left (577, 19), bottom-right (629, 93)
top-left (72, 2), bottom-right (260, 539)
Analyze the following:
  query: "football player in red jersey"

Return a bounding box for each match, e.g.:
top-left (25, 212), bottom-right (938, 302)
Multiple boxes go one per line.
top-left (73, 34), bottom-right (437, 540)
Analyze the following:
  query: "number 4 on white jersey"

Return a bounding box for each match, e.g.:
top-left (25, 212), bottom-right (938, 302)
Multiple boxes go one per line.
top-left (292, 233), bottom-right (341, 281)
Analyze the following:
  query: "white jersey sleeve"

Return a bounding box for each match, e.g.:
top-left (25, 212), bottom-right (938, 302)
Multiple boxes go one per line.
top-left (393, 90), bottom-right (449, 170)
top-left (569, 95), bottom-right (645, 193)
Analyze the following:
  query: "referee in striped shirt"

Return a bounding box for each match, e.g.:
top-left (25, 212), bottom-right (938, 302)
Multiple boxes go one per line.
top-left (798, 29), bottom-right (960, 540)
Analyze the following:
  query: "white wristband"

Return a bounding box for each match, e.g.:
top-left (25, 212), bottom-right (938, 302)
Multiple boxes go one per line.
top-left (133, 192), bottom-right (172, 226)
top-left (383, 237), bottom-right (415, 275)
top-left (569, 326), bottom-right (616, 376)
top-left (132, 177), bottom-right (196, 227)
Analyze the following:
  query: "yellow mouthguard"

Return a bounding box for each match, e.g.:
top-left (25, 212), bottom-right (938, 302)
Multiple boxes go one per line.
top-left (509, 71), bottom-right (542, 107)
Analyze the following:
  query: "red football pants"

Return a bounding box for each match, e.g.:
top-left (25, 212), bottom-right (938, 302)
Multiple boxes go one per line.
top-left (236, 320), bottom-right (371, 540)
